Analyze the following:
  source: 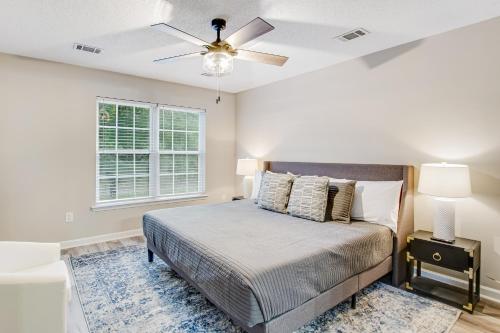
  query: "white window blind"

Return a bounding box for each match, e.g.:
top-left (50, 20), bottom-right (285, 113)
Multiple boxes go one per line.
top-left (96, 98), bottom-right (205, 206)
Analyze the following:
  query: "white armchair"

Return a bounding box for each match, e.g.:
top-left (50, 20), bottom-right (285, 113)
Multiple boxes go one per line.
top-left (0, 242), bottom-right (71, 333)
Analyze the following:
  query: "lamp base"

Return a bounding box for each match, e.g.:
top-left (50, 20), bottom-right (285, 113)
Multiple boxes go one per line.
top-left (242, 175), bottom-right (253, 199)
top-left (432, 198), bottom-right (456, 243)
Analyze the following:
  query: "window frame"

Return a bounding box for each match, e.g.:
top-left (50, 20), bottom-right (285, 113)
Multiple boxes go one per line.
top-left (93, 98), bottom-right (206, 210)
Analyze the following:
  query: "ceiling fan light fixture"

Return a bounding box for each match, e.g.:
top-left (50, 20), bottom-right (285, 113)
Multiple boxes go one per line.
top-left (202, 51), bottom-right (234, 76)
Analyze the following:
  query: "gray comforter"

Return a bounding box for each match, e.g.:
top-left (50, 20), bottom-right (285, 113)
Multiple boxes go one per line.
top-left (143, 200), bottom-right (392, 327)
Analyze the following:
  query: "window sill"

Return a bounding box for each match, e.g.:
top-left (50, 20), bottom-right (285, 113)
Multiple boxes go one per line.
top-left (91, 194), bottom-right (208, 212)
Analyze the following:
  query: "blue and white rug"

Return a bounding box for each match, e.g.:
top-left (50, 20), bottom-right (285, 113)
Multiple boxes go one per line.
top-left (70, 245), bottom-right (460, 333)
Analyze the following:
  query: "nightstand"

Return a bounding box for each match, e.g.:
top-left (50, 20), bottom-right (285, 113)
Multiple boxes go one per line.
top-left (232, 196), bottom-right (244, 201)
top-left (405, 230), bottom-right (481, 313)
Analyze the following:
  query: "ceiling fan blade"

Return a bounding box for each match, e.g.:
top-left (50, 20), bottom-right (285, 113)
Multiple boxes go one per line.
top-left (153, 52), bottom-right (201, 64)
top-left (225, 17), bottom-right (274, 48)
top-left (236, 49), bottom-right (288, 66)
top-left (151, 23), bottom-right (209, 46)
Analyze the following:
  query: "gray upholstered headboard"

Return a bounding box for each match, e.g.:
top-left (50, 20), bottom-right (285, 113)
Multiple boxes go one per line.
top-left (264, 161), bottom-right (414, 286)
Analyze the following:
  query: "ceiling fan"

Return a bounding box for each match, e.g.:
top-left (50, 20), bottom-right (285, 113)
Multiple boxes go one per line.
top-left (151, 17), bottom-right (289, 103)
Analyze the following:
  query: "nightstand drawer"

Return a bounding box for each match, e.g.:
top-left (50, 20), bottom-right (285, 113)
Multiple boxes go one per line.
top-left (412, 239), bottom-right (468, 271)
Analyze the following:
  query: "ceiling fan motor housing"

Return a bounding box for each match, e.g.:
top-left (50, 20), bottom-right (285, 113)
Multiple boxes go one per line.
top-left (211, 18), bottom-right (226, 31)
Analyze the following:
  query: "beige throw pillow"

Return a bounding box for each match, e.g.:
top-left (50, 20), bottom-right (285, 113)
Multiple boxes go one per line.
top-left (287, 176), bottom-right (330, 222)
top-left (257, 172), bottom-right (295, 213)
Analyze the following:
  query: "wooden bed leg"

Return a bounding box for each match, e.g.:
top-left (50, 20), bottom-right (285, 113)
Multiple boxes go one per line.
top-left (351, 293), bottom-right (357, 309)
top-left (148, 249), bottom-right (154, 262)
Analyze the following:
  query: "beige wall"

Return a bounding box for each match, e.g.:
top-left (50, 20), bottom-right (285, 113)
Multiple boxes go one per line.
top-left (236, 18), bottom-right (500, 290)
top-left (0, 53), bottom-right (236, 242)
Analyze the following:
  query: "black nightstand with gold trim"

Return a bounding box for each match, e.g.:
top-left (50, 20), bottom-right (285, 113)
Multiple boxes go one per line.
top-left (405, 230), bottom-right (481, 313)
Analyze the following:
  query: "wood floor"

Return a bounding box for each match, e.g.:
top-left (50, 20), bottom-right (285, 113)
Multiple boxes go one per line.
top-left (63, 237), bottom-right (500, 333)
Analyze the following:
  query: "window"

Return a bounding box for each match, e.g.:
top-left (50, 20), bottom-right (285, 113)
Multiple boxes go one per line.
top-left (96, 98), bottom-right (205, 207)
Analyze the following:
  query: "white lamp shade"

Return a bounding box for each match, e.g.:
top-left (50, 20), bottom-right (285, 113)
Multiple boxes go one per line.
top-left (236, 158), bottom-right (258, 176)
top-left (418, 163), bottom-right (471, 198)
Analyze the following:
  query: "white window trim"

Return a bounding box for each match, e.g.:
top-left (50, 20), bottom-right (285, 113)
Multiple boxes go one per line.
top-left (94, 97), bottom-right (206, 210)
top-left (91, 194), bottom-right (208, 211)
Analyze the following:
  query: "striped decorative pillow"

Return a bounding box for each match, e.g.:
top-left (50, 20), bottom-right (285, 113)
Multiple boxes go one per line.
top-left (328, 180), bottom-right (357, 223)
top-left (287, 176), bottom-right (330, 222)
top-left (257, 172), bottom-right (295, 213)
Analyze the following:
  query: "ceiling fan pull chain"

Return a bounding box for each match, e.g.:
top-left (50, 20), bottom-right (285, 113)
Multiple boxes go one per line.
top-left (216, 73), bottom-right (221, 104)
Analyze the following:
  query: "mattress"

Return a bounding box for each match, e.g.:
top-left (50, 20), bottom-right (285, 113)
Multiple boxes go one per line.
top-left (143, 199), bottom-right (393, 327)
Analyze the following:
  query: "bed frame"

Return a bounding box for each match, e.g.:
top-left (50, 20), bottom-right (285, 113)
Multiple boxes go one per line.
top-left (147, 161), bottom-right (414, 333)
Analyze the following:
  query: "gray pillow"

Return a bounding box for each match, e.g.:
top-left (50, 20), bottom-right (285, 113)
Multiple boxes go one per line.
top-left (257, 172), bottom-right (295, 213)
top-left (287, 176), bottom-right (330, 222)
top-left (329, 180), bottom-right (357, 223)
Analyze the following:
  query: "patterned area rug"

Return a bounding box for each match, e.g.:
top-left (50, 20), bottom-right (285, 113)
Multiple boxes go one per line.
top-left (70, 245), bottom-right (460, 333)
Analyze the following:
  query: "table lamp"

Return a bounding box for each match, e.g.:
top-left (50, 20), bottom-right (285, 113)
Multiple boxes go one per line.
top-left (236, 158), bottom-right (258, 199)
top-left (418, 163), bottom-right (471, 243)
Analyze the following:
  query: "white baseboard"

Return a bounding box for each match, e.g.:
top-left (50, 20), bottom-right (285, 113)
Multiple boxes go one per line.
top-left (60, 228), bottom-right (143, 249)
top-left (421, 268), bottom-right (500, 305)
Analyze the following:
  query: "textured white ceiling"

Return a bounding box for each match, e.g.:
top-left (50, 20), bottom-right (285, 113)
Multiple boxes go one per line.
top-left (1, 0), bottom-right (500, 93)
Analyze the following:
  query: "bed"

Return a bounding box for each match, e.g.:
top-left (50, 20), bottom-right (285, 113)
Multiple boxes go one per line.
top-left (143, 162), bottom-right (414, 333)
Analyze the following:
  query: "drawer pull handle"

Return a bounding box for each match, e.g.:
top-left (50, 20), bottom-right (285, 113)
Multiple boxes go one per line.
top-left (432, 252), bottom-right (442, 262)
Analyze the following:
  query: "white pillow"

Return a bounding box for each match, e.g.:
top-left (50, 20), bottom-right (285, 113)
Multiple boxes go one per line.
top-left (351, 181), bottom-right (403, 232)
top-left (329, 178), bottom-right (350, 184)
top-left (251, 170), bottom-right (265, 201)
top-left (330, 178), bottom-right (403, 232)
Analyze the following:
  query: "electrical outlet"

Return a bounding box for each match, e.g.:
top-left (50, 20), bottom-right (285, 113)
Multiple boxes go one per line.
top-left (65, 212), bottom-right (74, 223)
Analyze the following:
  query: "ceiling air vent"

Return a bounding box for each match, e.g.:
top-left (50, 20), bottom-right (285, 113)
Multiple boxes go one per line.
top-left (336, 28), bottom-right (370, 42)
top-left (73, 43), bottom-right (102, 54)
